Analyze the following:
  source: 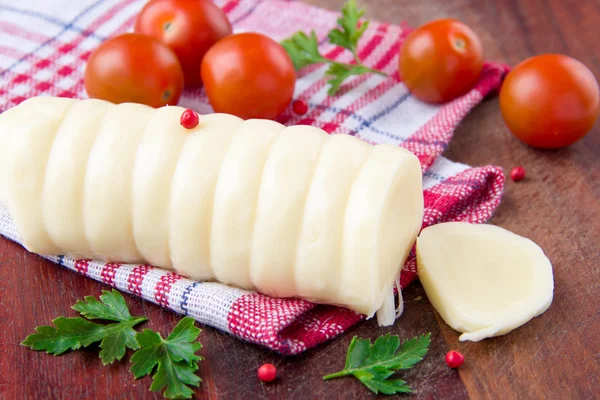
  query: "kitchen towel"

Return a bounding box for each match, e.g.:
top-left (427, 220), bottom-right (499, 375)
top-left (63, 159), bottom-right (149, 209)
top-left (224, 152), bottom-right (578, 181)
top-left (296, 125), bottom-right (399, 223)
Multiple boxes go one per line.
top-left (0, 0), bottom-right (507, 354)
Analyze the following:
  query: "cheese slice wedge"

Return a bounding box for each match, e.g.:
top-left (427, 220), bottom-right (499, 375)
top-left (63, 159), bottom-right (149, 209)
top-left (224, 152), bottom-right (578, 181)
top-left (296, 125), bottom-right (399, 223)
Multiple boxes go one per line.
top-left (417, 222), bottom-right (554, 341)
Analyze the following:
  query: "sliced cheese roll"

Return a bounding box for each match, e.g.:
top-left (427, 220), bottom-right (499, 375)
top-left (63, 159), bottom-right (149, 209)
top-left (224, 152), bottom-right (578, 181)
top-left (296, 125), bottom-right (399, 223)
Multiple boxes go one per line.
top-left (0, 97), bottom-right (425, 322)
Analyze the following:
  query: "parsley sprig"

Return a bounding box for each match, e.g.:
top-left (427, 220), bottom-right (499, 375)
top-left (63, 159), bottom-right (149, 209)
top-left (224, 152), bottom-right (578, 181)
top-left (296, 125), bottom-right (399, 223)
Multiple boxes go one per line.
top-left (131, 318), bottom-right (203, 399)
top-left (22, 290), bottom-right (203, 399)
top-left (323, 333), bottom-right (431, 395)
top-left (282, 0), bottom-right (387, 95)
top-left (21, 290), bottom-right (146, 365)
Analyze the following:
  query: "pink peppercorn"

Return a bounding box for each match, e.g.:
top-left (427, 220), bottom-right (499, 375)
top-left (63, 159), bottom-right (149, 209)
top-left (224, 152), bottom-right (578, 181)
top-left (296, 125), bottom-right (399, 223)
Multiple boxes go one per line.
top-left (258, 363), bottom-right (277, 382)
top-left (445, 350), bottom-right (465, 368)
top-left (292, 100), bottom-right (308, 116)
top-left (180, 109), bottom-right (199, 129)
top-left (510, 166), bottom-right (526, 182)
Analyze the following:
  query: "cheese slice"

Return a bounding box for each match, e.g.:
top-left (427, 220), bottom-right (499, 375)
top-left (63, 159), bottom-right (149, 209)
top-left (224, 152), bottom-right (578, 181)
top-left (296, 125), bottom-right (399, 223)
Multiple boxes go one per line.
top-left (210, 119), bottom-right (285, 288)
top-left (84, 103), bottom-right (154, 262)
top-left (42, 99), bottom-right (111, 257)
top-left (5, 97), bottom-right (76, 254)
top-left (340, 145), bottom-right (424, 317)
top-left (131, 106), bottom-right (189, 268)
top-left (417, 222), bottom-right (554, 341)
top-left (295, 134), bottom-right (371, 303)
top-left (0, 105), bottom-right (22, 205)
top-left (168, 113), bottom-right (243, 281)
top-left (250, 125), bottom-right (327, 297)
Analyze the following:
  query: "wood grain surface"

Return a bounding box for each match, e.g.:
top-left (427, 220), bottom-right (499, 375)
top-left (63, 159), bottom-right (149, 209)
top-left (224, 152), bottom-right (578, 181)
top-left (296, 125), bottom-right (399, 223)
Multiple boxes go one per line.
top-left (1, 0), bottom-right (599, 399)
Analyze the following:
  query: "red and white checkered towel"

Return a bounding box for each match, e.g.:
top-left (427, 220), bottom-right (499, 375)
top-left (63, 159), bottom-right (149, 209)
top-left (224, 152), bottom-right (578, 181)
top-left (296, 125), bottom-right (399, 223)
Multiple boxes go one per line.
top-left (0, 0), bottom-right (508, 354)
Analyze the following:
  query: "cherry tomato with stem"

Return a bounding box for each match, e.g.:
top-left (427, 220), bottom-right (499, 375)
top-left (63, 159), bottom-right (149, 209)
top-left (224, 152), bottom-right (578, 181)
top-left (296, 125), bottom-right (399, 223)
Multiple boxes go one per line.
top-left (135, 0), bottom-right (232, 87)
top-left (84, 33), bottom-right (184, 107)
top-left (399, 19), bottom-right (483, 104)
top-left (201, 32), bottom-right (296, 120)
top-left (500, 54), bottom-right (599, 149)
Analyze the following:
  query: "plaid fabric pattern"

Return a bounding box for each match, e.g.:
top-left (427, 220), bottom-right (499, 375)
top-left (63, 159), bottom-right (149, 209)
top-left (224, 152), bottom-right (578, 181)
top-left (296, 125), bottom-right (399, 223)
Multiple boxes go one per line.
top-left (0, 0), bottom-right (507, 354)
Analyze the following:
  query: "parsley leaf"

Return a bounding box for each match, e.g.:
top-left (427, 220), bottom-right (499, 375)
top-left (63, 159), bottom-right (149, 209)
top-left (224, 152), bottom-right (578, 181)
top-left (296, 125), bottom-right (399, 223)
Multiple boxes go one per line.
top-left (21, 290), bottom-right (147, 365)
top-left (72, 289), bottom-right (136, 322)
top-left (325, 63), bottom-right (372, 96)
top-left (281, 31), bottom-right (326, 70)
top-left (22, 291), bottom-right (205, 399)
top-left (323, 333), bottom-right (431, 395)
top-left (281, 0), bottom-right (386, 95)
top-left (327, 0), bottom-right (370, 62)
top-left (130, 317), bottom-right (203, 400)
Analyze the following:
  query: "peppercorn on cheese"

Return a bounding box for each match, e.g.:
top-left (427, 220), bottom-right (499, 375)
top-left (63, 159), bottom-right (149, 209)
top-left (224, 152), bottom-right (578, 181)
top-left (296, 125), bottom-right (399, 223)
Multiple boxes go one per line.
top-left (0, 97), bottom-right (424, 319)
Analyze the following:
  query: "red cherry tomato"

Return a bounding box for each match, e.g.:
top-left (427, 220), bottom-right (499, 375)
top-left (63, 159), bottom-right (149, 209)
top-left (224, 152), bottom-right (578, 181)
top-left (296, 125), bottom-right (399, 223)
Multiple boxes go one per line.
top-left (399, 19), bottom-right (483, 104)
top-left (500, 54), bottom-right (599, 149)
top-left (134, 0), bottom-right (232, 87)
top-left (201, 32), bottom-right (295, 120)
top-left (84, 33), bottom-right (184, 107)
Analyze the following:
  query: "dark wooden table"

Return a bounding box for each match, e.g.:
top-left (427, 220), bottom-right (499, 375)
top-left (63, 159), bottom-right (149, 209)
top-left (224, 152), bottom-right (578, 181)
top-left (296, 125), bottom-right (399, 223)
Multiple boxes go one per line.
top-left (1, 0), bottom-right (599, 399)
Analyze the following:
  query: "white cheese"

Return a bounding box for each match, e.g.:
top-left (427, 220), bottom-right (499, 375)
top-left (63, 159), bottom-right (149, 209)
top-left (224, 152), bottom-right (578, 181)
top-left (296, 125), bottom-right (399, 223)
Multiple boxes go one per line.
top-left (83, 103), bottom-right (154, 262)
top-left (0, 97), bottom-right (425, 320)
top-left (131, 106), bottom-right (189, 268)
top-left (210, 119), bottom-right (285, 288)
top-left (5, 97), bottom-right (75, 254)
top-left (168, 113), bottom-right (243, 280)
top-left (250, 125), bottom-right (327, 297)
top-left (417, 222), bottom-right (554, 341)
top-left (295, 134), bottom-right (370, 303)
top-left (42, 98), bottom-right (111, 258)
